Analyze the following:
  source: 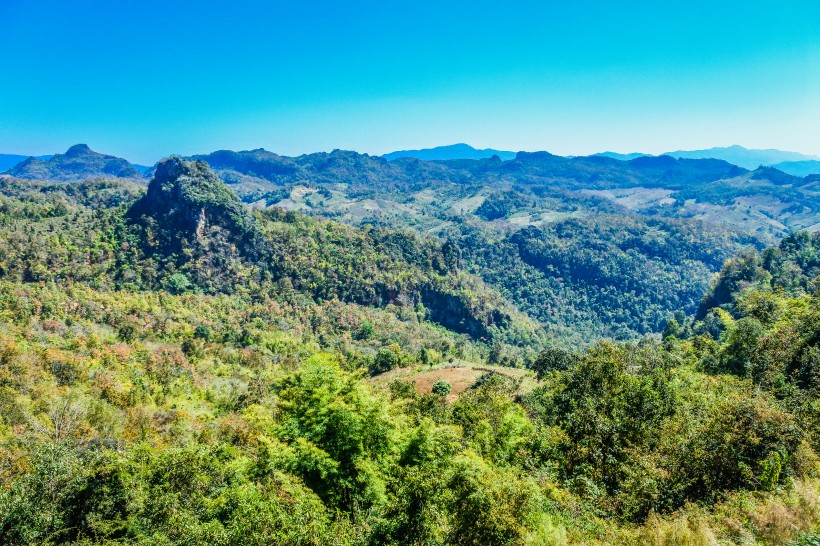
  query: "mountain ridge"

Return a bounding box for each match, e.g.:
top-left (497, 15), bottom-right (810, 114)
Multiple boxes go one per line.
top-left (188, 146), bottom-right (820, 240)
top-left (770, 159), bottom-right (820, 177)
top-left (382, 143), bottom-right (820, 171)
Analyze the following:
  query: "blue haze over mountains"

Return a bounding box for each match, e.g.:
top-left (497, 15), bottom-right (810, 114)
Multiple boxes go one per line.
top-left (387, 144), bottom-right (820, 175)
top-left (383, 143), bottom-right (517, 161)
top-left (3, 143), bottom-right (819, 176)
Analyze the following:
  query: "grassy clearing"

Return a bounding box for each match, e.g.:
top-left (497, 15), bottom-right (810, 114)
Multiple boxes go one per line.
top-left (369, 360), bottom-right (537, 401)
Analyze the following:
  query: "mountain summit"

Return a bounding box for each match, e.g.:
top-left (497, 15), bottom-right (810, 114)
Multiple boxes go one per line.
top-left (4, 144), bottom-right (141, 181)
top-left (590, 145), bottom-right (820, 175)
top-left (64, 143), bottom-right (94, 157)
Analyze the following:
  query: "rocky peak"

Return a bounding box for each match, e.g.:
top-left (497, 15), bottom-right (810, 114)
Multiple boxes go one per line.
top-left (64, 143), bottom-right (94, 158)
top-left (130, 156), bottom-right (265, 257)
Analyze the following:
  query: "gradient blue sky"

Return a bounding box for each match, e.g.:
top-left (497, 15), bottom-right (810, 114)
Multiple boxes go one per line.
top-left (1, 0), bottom-right (818, 164)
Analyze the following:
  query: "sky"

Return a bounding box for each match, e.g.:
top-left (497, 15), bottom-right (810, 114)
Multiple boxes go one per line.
top-left (0, 0), bottom-right (818, 164)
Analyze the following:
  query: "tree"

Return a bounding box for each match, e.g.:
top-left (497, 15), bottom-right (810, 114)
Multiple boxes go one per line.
top-left (548, 342), bottom-right (676, 490)
top-left (275, 355), bottom-right (394, 510)
top-left (354, 320), bottom-right (374, 340)
top-left (720, 317), bottom-right (764, 376)
top-left (165, 272), bottom-right (192, 294)
top-left (371, 347), bottom-right (400, 375)
top-left (661, 317), bottom-right (680, 340)
top-left (531, 346), bottom-right (578, 379)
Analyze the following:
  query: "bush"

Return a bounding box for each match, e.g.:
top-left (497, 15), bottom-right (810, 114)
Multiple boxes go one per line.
top-left (432, 380), bottom-right (451, 397)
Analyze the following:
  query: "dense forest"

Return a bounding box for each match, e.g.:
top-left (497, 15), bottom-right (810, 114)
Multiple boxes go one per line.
top-left (0, 156), bottom-right (818, 544)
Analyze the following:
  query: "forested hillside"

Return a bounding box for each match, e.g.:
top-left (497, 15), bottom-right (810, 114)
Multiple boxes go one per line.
top-left (0, 159), bottom-right (542, 346)
top-left (0, 156), bottom-right (819, 544)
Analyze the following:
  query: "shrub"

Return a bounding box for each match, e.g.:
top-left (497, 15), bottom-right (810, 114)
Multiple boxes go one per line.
top-left (432, 380), bottom-right (451, 397)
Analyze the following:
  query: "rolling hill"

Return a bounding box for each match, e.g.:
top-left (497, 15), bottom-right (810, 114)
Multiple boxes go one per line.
top-left (189, 148), bottom-right (790, 339)
top-left (5, 143), bottom-right (818, 339)
top-left (191, 147), bottom-right (820, 239)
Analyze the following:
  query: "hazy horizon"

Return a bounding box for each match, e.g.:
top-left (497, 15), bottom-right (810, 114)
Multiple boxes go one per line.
top-left (1, 0), bottom-right (818, 164)
top-left (5, 142), bottom-right (820, 169)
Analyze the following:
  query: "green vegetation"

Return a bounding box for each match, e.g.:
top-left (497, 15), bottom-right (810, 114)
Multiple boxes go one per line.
top-left (0, 157), bottom-right (819, 544)
top-left (0, 159), bottom-right (539, 345)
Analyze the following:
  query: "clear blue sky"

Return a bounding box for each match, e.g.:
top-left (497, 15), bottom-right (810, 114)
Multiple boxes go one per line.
top-left (1, 0), bottom-right (818, 164)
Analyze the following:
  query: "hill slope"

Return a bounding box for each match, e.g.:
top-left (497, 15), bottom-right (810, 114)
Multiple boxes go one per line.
top-left (187, 148), bottom-right (775, 339)
top-left (0, 217), bottom-right (817, 545)
top-left (0, 157), bottom-right (540, 346)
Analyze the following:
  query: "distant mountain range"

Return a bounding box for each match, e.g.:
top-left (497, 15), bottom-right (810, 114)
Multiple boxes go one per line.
top-left (3, 143), bottom-right (818, 179)
top-left (4, 143), bottom-right (819, 238)
top-left (592, 152), bottom-right (650, 161)
top-left (383, 143), bottom-right (517, 161)
top-left (595, 146), bottom-right (820, 176)
top-left (663, 145), bottom-right (819, 170)
top-left (3, 144), bottom-right (143, 181)
top-left (383, 144), bottom-right (820, 176)
top-left (185, 145), bottom-right (820, 239)
top-left (3, 141), bottom-right (820, 339)
top-left (768, 160), bottom-right (820, 177)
